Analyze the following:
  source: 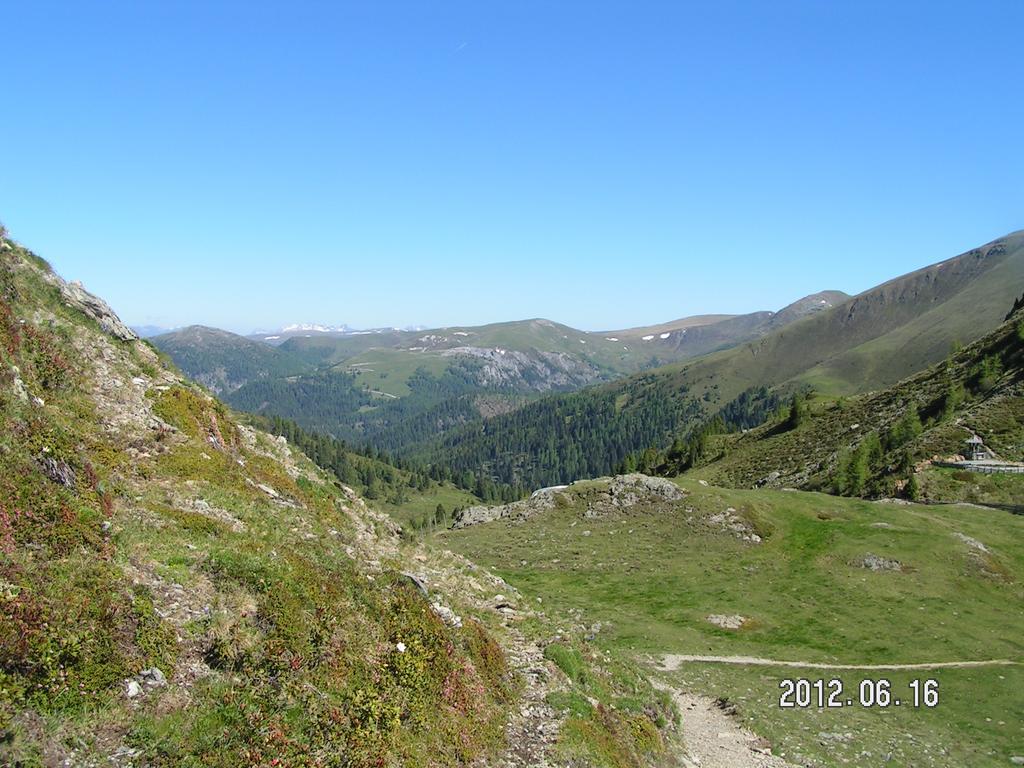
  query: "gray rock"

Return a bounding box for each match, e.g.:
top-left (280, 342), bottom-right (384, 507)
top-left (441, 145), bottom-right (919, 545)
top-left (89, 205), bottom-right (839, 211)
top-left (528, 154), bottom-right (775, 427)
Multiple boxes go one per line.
top-left (859, 553), bottom-right (903, 572)
top-left (37, 456), bottom-right (76, 489)
top-left (452, 473), bottom-right (687, 529)
top-left (10, 366), bottom-right (29, 403)
top-left (439, 342), bottom-right (603, 392)
top-left (59, 280), bottom-right (137, 342)
top-left (140, 667), bottom-right (166, 686)
top-left (1009, 756), bottom-right (1024, 765)
top-left (400, 571), bottom-right (429, 596)
top-left (125, 679), bottom-right (143, 698)
top-left (431, 602), bottom-right (462, 628)
top-left (954, 532), bottom-right (990, 553)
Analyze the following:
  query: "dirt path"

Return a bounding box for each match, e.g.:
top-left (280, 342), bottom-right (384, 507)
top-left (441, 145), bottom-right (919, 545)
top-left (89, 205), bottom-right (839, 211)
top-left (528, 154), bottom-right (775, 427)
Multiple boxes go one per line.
top-left (652, 682), bottom-right (796, 768)
top-left (659, 654), bottom-right (1020, 671)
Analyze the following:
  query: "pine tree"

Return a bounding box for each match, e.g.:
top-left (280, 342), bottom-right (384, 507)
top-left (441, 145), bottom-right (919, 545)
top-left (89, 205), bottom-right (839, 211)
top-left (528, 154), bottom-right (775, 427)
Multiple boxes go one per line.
top-left (905, 473), bottom-right (920, 501)
top-left (786, 392), bottom-right (808, 430)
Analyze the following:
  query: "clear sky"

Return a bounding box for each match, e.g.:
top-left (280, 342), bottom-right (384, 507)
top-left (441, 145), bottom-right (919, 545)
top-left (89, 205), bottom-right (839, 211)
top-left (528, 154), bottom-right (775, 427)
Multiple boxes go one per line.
top-left (2, 1), bottom-right (1022, 334)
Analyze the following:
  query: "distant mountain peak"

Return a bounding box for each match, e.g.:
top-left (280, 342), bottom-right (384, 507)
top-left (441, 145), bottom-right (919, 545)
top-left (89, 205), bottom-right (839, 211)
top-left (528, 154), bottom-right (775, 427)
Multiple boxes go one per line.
top-left (280, 322), bottom-right (353, 334)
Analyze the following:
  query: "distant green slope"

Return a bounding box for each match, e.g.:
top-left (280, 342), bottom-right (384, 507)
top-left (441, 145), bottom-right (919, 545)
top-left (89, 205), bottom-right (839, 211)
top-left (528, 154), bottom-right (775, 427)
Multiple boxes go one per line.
top-left (430, 231), bottom-right (1024, 489)
top-left (151, 325), bottom-right (312, 393)
top-left (798, 234), bottom-right (1024, 393)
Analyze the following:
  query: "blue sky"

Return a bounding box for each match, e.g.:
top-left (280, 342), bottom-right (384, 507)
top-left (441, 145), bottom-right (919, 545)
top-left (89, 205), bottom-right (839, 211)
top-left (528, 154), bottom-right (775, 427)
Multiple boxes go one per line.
top-left (2, 1), bottom-right (1022, 334)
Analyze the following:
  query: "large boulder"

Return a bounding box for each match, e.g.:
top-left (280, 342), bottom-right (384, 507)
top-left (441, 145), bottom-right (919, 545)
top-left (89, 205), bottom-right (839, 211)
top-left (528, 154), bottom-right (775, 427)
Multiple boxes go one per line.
top-left (42, 270), bottom-right (137, 342)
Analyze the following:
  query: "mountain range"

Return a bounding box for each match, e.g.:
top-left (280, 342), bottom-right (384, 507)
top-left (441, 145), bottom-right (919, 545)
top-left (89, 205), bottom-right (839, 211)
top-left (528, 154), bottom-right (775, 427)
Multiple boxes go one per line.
top-left (153, 230), bottom-right (1024, 494)
top-left (415, 231), bottom-right (1024, 489)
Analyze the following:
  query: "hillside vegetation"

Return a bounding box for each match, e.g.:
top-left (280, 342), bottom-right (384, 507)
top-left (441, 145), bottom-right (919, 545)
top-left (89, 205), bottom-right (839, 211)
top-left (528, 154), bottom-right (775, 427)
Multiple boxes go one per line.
top-left (670, 304), bottom-right (1024, 507)
top-left (0, 239), bottom-right (515, 765)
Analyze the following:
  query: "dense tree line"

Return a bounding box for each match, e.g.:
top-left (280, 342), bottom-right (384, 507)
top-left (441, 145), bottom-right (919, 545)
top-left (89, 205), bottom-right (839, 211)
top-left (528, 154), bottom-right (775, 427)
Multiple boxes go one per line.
top-left (228, 371), bottom-right (374, 434)
top-left (616, 386), bottom-right (783, 476)
top-left (423, 377), bottom-right (707, 490)
top-left (248, 413), bottom-right (521, 504)
top-left (229, 363), bottom-right (501, 454)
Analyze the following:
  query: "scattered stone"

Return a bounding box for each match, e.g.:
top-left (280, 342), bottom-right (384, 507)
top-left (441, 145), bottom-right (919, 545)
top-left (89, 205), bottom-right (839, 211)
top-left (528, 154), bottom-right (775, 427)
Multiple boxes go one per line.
top-left (954, 533), bottom-right (990, 553)
top-left (10, 366), bottom-right (29, 402)
top-left (139, 667), bottom-right (166, 686)
top-left (706, 614), bottom-right (747, 630)
top-left (431, 602), bottom-right (463, 628)
top-left (256, 482), bottom-right (279, 498)
top-left (859, 553), bottom-right (903, 572)
top-left (1009, 756), bottom-right (1024, 765)
top-left (400, 571), bottom-right (429, 596)
top-left (395, 642), bottom-right (407, 653)
top-left (706, 508), bottom-right (761, 543)
top-left (818, 732), bottom-right (854, 744)
top-left (124, 680), bottom-right (143, 698)
top-left (184, 497), bottom-right (245, 532)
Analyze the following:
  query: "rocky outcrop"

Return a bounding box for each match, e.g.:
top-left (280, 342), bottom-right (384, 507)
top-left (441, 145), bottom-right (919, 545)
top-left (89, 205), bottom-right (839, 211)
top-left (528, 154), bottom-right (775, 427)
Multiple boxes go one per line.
top-left (37, 455), bottom-right (76, 489)
top-left (451, 473), bottom-right (687, 529)
top-left (443, 346), bottom-right (605, 391)
top-left (34, 264), bottom-right (138, 342)
top-left (858, 553), bottom-right (903, 572)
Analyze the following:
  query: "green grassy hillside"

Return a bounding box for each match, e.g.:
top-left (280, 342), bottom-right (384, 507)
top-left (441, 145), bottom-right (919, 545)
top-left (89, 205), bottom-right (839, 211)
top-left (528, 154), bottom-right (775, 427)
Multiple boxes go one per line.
top-left (444, 477), bottom-right (1024, 767)
top-left (685, 305), bottom-right (1024, 506)
top-left (0, 232), bottom-right (679, 768)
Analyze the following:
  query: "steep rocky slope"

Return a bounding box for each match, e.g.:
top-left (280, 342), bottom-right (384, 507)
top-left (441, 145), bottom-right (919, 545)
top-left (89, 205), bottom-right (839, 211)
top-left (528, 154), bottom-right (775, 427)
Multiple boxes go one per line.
top-left (0, 234), bottom-right (677, 767)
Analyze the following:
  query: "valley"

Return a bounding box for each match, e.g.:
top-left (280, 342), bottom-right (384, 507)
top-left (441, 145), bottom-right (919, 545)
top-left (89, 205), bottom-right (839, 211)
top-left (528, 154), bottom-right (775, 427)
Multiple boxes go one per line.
top-left (4, 227), bottom-right (1023, 768)
top-left (154, 233), bottom-right (1024, 500)
top-left (7, 4), bottom-right (1024, 766)
top-left (151, 291), bottom-right (848, 461)
top-left (443, 477), bottom-right (1024, 767)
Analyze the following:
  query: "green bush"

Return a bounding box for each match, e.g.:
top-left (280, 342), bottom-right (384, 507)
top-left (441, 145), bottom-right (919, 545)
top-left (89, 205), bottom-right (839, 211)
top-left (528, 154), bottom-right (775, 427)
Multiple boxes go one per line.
top-left (544, 642), bottom-right (587, 683)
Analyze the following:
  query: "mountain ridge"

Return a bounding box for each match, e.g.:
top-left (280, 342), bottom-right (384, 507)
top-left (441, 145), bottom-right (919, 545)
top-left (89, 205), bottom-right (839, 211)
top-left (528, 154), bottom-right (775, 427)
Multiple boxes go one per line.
top-left (425, 230), bottom-right (1024, 490)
